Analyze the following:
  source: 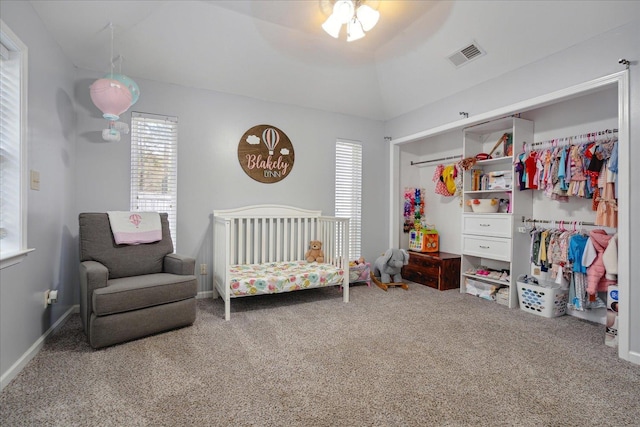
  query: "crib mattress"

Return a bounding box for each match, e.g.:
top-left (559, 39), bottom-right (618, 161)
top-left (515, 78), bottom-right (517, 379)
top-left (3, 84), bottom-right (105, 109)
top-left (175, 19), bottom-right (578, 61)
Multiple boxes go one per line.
top-left (229, 261), bottom-right (345, 296)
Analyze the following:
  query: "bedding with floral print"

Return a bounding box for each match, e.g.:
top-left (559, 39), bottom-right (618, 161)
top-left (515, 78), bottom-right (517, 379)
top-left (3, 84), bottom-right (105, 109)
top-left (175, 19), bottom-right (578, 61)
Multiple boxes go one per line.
top-left (229, 261), bottom-right (343, 296)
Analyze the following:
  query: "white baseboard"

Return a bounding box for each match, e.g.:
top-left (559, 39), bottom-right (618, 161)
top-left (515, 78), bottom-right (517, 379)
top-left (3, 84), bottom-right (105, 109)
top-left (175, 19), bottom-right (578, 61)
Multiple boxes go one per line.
top-left (1, 304), bottom-right (79, 391)
top-left (197, 290), bottom-right (218, 299)
top-left (625, 350), bottom-right (640, 365)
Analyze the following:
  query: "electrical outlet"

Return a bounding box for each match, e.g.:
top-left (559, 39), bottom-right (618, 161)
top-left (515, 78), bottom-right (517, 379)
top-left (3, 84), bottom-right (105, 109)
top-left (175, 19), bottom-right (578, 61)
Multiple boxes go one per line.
top-left (44, 290), bottom-right (50, 308)
top-left (200, 264), bottom-right (207, 275)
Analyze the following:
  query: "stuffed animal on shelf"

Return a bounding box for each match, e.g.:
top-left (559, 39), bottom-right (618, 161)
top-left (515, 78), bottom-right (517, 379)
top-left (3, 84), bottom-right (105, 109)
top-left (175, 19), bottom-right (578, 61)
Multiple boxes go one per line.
top-left (372, 248), bottom-right (409, 283)
top-left (305, 240), bottom-right (324, 263)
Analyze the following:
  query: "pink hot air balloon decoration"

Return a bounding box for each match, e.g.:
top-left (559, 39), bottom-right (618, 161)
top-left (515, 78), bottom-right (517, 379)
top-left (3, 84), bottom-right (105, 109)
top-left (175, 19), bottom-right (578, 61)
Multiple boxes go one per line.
top-left (90, 78), bottom-right (133, 121)
top-left (262, 127), bottom-right (280, 155)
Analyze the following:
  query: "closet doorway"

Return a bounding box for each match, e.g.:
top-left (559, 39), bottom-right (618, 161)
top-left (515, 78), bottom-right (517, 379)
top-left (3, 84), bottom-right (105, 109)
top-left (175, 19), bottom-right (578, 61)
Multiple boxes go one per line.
top-left (389, 71), bottom-right (633, 364)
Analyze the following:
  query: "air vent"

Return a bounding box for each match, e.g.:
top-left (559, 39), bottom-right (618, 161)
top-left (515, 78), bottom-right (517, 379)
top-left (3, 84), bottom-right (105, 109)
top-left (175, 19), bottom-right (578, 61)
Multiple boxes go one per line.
top-left (447, 42), bottom-right (486, 68)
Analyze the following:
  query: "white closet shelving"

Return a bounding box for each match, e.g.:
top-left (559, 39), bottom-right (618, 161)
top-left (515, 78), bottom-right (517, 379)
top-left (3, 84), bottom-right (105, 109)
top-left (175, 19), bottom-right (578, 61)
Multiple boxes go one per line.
top-left (460, 117), bottom-right (534, 308)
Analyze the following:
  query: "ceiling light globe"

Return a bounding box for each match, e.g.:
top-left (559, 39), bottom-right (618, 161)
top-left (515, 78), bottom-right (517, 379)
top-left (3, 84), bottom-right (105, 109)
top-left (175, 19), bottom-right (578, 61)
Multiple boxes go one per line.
top-left (346, 18), bottom-right (365, 42)
top-left (322, 14), bottom-right (343, 38)
top-left (356, 4), bottom-right (380, 32)
top-left (333, 0), bottom-right (355, 24)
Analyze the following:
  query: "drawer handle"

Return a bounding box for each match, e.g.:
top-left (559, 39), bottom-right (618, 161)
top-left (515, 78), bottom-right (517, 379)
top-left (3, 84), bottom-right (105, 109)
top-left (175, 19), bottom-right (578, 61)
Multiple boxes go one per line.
top-left (479, 223), bottom-right (491, 227)
top-left (479, 245), bottom-right (490, 249)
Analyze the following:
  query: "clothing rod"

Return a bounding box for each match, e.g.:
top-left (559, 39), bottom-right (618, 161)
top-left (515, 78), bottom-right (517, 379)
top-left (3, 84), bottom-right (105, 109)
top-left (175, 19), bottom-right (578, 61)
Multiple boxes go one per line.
top-left (463, 113), bottom-right (521, 130)
top-left (521, 216), bottom-right (596, 226)
top-left (411, 154), bottom-right (462, 166)
top-left (526, 128), bottom-right (618, 149)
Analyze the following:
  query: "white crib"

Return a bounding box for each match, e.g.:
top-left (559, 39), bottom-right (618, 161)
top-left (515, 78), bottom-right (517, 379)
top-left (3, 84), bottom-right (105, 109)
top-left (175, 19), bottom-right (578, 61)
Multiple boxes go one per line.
top-left (213, 205), bottom-right (350, 320)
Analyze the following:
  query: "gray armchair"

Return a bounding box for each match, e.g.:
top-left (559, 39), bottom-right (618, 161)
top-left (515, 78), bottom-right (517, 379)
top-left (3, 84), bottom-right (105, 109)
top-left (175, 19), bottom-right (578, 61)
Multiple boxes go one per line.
top-left (79, 213), bottom-right (197, 349)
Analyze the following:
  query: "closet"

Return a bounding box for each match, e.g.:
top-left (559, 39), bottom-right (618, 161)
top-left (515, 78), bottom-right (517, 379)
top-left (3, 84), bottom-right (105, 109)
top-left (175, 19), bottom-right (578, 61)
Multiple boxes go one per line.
top-left (393, 72), bottom-right (629, 359)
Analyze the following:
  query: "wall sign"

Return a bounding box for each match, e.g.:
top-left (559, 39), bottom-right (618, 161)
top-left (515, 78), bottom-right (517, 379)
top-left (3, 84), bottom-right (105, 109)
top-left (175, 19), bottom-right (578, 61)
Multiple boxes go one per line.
top-left (237, 124), bottom-right (295, 184)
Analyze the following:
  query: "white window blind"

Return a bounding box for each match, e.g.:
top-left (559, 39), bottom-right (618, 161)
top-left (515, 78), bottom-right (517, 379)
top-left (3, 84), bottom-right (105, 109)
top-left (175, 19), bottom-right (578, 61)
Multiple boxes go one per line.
top-left (335, 140), bottom-right (362, 258)
top-left (1, 21), bottom-right (30, 268)
top-left (130, 112), bottom-right (178, 248)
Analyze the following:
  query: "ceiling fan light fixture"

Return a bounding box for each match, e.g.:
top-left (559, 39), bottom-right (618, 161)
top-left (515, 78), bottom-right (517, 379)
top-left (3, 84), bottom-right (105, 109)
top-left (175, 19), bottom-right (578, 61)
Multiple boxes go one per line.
top-left (322, 0), bottom-right (379, 41)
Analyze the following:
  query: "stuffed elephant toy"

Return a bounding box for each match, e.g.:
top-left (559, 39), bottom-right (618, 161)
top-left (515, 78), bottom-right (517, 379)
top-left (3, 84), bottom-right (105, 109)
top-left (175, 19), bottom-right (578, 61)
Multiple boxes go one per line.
top-left (373, 248), bottom-right (410, 283)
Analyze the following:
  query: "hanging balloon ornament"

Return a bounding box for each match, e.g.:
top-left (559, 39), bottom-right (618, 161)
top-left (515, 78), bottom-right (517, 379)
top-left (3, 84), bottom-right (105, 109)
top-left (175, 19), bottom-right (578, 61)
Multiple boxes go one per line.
top-left (262, 127), bottom-right (280, 155)
top-left (89, 23), bottom-right (140, 142)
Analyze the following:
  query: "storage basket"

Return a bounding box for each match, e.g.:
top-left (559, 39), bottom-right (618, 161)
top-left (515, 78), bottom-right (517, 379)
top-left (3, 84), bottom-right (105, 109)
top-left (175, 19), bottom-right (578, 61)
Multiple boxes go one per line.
top-left (517, 280), bottom-right (568, 318)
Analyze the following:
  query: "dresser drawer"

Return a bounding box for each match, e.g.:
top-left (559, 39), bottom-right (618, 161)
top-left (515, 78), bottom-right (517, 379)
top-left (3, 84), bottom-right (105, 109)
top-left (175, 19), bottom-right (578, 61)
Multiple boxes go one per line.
top-left (462, 214), bottom-right (512, 238)
top-left (408, 253), bottom-right (440, 270)
top-left (402, 265), bottom-right (439, 288)
top-left (462, 235), bottom-right (511, 261)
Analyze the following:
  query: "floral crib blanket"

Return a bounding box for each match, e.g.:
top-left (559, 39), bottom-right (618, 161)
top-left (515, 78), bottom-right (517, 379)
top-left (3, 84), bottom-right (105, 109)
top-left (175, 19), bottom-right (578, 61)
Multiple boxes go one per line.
top-left (229, 261), bottom-right (345, 297)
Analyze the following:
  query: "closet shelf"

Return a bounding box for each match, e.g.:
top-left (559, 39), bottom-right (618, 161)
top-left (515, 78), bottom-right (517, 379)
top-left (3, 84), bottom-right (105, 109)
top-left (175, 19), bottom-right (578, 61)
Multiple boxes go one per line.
top-left (474, 157), bottom-right (512, 166)
top-left (465, 189), bottom-right (511, 195)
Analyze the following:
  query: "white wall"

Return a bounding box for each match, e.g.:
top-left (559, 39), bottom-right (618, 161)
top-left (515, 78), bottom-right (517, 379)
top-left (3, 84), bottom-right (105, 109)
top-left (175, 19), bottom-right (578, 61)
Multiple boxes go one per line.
top-left (386, 21), bottom-right (640, 358)
top-left (0, 1), bottom-right (78, 382)
top-left (399, 133), bottom-right (462, 253)
top-left (74, 70), bottom-right (389, 293)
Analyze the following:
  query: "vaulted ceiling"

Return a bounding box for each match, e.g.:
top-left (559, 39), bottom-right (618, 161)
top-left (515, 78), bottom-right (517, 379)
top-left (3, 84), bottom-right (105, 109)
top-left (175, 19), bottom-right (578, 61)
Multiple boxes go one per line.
top-left (30, 0), bottom-right (640, 121)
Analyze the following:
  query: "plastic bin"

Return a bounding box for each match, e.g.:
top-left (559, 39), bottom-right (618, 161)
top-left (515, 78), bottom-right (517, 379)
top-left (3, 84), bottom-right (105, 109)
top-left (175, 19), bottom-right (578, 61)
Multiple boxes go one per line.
top-left (517, 278), bottom-right (568, 318)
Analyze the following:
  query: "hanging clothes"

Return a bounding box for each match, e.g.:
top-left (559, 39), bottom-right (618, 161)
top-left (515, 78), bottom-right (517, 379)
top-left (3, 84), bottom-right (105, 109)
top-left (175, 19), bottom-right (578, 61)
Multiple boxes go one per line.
top-left (432, 164), bottom-right (451, 196)
top-left (583, 229), bottom-right (616, 295)
top-left (441, 164), bottom-right (457, 195)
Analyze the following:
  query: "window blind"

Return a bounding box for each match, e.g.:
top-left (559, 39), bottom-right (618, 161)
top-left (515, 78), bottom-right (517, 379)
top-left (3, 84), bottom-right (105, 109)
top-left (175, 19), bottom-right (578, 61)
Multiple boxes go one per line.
top-left (0, 40), bottom-right (22, 256)
top-left (335, 140), bottom-right (362, 258)
top-left (130, 112), bottom-right (178, 248)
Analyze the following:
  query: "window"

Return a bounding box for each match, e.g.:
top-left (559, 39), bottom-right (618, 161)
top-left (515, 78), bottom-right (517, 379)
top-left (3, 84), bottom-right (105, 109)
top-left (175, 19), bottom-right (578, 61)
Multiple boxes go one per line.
top-left (130, 112), bottom-right (178, 248)
top-left (335, 140), bottom-right (362, 258)
top-left (0, 21), bottom-right (31, 269)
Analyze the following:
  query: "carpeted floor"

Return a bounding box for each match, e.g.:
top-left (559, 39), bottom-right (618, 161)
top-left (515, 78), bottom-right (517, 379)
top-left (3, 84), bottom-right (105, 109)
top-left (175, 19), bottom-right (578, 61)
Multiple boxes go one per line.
top-left (1, 283), bottom-right (639, 426)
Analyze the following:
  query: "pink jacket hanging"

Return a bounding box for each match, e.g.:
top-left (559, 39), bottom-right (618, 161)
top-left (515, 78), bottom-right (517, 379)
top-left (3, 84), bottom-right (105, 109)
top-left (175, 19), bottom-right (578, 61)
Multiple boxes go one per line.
top-left (583, 229), bottom-right (615, 295)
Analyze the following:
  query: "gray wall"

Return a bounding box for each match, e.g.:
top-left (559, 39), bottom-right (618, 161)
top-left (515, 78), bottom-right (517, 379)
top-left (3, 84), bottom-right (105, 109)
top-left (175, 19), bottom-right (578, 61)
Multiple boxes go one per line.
top-left (0, 1), bottom-right (78, 378)
top-left (73, 71), bottom-right (389, 294)
top-left (385, 21), bottom-right (640, 357)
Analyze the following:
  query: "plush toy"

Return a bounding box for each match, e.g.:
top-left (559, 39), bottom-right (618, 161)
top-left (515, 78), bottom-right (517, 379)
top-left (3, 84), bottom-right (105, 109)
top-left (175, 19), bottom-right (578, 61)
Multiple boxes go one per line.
top-left (372, 248), bottom-right (409, 283)
top-left (305, 240), bottom-right (324, 263)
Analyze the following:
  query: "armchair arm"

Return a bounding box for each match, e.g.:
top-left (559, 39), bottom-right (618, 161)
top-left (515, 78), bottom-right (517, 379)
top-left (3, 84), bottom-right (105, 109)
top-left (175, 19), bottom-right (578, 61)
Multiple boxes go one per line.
top-left (79, 260), bottom-right (108, 333)
top-left (164, 253), bottom-right (196, 275)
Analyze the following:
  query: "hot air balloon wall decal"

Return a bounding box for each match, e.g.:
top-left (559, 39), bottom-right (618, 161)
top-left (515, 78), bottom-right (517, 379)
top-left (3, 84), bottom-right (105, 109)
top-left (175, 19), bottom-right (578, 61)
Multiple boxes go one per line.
top-left (89, 23), bottom-right (140, 142)
top-left (238, 124), bottom-right (295, 184)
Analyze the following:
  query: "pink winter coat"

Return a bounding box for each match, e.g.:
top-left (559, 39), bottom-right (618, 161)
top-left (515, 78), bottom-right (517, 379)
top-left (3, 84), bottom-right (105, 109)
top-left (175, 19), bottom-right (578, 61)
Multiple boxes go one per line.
top-left (584, 229), bottom-right (616, 295)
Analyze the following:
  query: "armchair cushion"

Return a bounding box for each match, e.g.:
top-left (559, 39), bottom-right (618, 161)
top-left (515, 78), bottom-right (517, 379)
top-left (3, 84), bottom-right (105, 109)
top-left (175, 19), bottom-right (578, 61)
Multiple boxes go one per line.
top-left (93, 273), bottom-right (197, 316)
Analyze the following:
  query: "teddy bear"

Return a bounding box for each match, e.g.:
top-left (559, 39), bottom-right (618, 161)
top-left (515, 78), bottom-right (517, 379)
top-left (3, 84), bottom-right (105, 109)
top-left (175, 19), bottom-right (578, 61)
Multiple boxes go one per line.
top-left (305, 240), bottom-right (324, 263)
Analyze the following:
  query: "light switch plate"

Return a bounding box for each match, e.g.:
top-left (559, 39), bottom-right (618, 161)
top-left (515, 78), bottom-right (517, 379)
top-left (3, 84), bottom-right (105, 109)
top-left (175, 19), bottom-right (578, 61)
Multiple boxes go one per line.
top-left (30, 170), bottom-right (40, 190)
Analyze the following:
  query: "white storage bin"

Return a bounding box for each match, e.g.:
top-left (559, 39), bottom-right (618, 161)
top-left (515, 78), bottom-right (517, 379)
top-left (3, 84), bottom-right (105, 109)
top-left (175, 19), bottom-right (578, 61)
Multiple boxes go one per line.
top-left (517, 277), bottom-right (568, 318)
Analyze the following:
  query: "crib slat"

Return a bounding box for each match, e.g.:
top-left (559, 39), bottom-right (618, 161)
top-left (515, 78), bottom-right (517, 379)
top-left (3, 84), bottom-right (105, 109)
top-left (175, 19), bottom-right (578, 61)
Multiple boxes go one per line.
top-left (229, 219), bottom-right (236, 265)
top-left (238, 219), bottom-right (244, 265)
